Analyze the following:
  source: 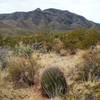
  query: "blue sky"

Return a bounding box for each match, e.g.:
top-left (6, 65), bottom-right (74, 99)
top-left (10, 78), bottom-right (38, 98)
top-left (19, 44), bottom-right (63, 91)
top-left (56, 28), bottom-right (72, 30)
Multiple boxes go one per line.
top-left (0, 0), bottom-right (100, 23)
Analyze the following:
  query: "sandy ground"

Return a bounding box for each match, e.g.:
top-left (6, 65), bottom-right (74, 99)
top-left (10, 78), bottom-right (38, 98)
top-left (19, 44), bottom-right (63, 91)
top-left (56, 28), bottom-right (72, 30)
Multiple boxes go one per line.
top-left (33, 50), bottom-right (84, 74)
top-left (0, 50), bottom-right (85, 100)
top-left (29, 50), bottom-right (85, 100)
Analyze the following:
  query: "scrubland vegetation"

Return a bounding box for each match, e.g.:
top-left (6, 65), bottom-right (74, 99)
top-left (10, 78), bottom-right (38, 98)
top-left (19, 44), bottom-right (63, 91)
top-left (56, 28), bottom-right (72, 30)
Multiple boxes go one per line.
top-left (0, 29), bottom-right (100, 49)
top-left (0, 28), bottom-right (100, 100)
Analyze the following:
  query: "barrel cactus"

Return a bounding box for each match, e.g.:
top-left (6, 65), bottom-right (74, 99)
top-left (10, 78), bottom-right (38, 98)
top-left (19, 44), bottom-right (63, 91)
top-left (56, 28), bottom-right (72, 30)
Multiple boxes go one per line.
top-left (41, 67), bottom-right (67, 98)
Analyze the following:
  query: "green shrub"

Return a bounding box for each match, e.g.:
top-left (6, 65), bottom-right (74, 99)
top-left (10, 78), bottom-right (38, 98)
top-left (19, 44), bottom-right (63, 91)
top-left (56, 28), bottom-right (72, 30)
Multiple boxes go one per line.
top-left (0, 29), bottom-right (100, 50)
top-left (41, 67), bottom-right (68, 98)
top-left (14, 42), bottom-right (33, 57)
top-left (8, 56), bottom-right (39, 87)
top-left (62, 29), bottom-right (100, 49)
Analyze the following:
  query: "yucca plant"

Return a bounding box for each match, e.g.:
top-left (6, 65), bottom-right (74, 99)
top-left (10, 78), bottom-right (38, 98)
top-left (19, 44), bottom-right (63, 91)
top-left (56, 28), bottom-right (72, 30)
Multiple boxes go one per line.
top-left (41, 67), bottom-right (68, 99)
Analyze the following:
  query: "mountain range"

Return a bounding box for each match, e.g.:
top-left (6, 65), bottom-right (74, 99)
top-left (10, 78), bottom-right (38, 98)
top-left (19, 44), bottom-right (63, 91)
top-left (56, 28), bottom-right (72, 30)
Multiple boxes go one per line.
top-left (0, 8), bottom-right (100, 35)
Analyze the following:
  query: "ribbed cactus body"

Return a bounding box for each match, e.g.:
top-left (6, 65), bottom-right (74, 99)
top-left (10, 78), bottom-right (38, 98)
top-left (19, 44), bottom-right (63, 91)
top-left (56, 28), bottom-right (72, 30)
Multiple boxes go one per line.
top-left (41, 67), bottom-right (67, 98)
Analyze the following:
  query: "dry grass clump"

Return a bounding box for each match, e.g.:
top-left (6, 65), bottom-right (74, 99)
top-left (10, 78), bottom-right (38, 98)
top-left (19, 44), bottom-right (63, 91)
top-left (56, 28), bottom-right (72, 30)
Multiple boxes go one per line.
top-left (53, 38), bottom-right (65, 53)
top-left (14, 42), bottom-right (34, 57)
top-left (63, 82), bottom-right (100, 100)
top-left (62, 48), bottom-right (100, 100)
top-left (8, 56), bottom-right (40, 87)
top-left (80, 49), bottom-right (100, 82)
top-left (0, 87), bottom-right (28, 100)
top-left (68, 48), bottom-right (100, 82)
top-left (0, 44), bottom-right (99, 100)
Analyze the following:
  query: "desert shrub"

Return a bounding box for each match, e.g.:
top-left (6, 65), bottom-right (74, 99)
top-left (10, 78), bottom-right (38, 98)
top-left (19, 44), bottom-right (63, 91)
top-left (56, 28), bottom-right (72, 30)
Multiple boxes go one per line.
top-left (80, 31), bottom-right (100, 49)
top-left (70, 49), bottom-right (100, 82)
top-left (64, 82), bottom-right (100, 100)
top-left (53, 38), bottom-right (65, 53)
top-left (8, 56), bottom-right (39, 87)
top-left (80, 49), bottom-right (100, 82)
top-left (61, 29), bottom-right (86, 49)
top-left (41, 67), bottom-right (68, 98)
top-left (61, 29), bottom-right (100, 50)
top-left (0, 29), bottom-right (100, 51)
top-left (92, 83), bottom-right (100, 99)
top-left (0, 48), bottom-right (10, 70)
top-left (14, 42), bottom-right (33, 57)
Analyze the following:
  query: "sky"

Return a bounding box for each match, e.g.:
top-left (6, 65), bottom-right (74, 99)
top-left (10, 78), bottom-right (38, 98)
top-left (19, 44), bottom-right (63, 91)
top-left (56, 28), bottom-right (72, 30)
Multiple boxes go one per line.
top-left (0, 0), bottom-right (100, 23)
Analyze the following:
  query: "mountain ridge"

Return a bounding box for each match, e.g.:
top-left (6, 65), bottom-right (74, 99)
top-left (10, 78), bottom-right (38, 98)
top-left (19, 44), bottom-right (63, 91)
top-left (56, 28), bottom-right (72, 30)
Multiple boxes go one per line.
top-left (0, 8), bottom-right (100, 35)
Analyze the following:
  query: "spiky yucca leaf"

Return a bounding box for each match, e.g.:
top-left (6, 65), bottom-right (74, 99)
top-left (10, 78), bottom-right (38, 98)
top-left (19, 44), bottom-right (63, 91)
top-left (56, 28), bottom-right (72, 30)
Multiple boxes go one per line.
top-left (41, 67), bottom-right (67, 98)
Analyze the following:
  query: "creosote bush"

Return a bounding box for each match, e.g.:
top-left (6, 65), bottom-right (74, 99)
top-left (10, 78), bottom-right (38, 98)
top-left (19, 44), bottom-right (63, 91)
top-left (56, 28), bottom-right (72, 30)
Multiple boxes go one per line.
top-left (41, 67), bottom-right (68, 98)
top-left (0, 29), bottom-right (100, 51)
top-left (8, 56), bottom-right (39, 87)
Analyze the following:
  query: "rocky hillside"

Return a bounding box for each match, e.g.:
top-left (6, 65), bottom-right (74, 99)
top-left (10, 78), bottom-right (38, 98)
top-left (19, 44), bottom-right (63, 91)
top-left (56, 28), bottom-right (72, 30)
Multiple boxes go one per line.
top-left (0, 8), bottom-right (100, 34)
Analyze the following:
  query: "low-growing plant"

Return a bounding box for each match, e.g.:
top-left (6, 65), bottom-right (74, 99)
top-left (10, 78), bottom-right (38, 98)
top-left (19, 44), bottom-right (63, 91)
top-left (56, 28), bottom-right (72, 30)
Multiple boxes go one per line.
top-left (0, 29), bottom-right (100, 50)
top-left (70, 48), bottom-right (100, 82)
top-left (14, 42), bottom-right (33, 57)
top-left (8, 56), bottom-right (39, 87)
top-left (41, 67), bottom-right (68, 98)
top-left (81, 49), bottom-right (100, 82)
top-left (63, 82), bottom-right (100, 100)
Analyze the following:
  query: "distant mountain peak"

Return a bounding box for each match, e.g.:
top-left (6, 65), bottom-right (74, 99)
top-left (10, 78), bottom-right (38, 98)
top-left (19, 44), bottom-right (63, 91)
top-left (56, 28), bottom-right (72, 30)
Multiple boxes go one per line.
top-left (34, 8), bottom-right (42, 12)
top-left (0, 8), bottom-right (100, 35)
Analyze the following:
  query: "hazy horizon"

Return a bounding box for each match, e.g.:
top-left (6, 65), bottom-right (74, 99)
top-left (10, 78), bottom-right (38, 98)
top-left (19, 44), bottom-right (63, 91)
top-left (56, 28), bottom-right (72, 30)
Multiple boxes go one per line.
top-left (0, 0), bottom-right (100, 23)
